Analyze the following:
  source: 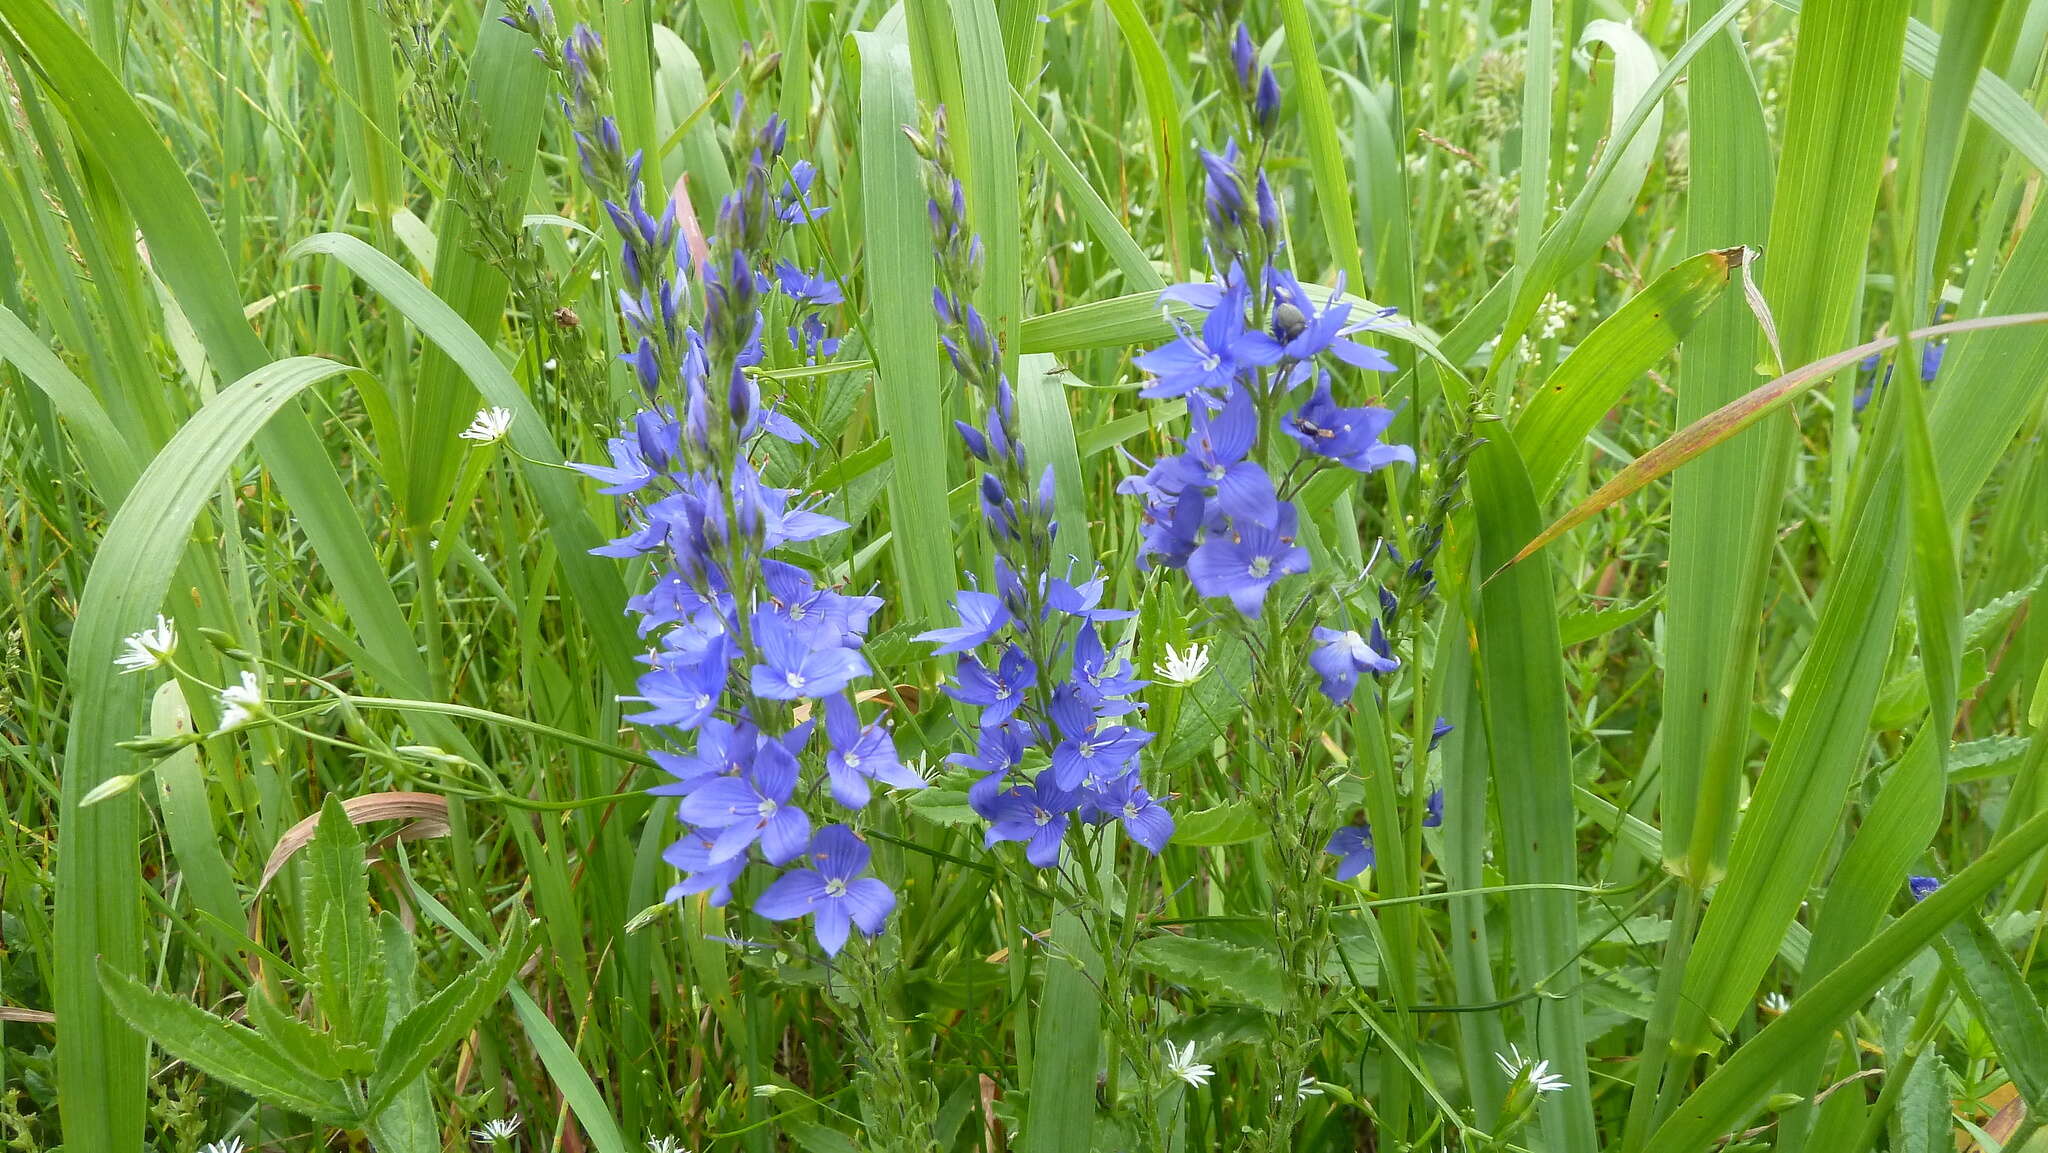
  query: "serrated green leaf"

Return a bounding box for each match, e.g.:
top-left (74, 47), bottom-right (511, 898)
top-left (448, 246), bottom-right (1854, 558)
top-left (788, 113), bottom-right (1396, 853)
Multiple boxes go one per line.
top-left (244, 988), bottom-right (362, 1082)
top-left (97, 962), bottom-right (357, 1125)
top-left (1936, 913), bottom-right (2048, 1110)
top-left (367, 917), bottom-right (532, 1115)
top-left (1132, 936), bottom-right (1285, 1013)
top-left (305, 796), bottom-right (384, 1047)
top-left (1171, 803), bottom-right (1265, 847)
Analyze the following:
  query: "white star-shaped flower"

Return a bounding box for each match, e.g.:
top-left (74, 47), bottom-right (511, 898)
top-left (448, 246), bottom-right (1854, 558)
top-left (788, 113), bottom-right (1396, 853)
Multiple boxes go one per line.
top-left (215, 671), bottom-right (266, 733)
top-left (472, 1116), bottom-right (523, 1143)
top-left (1155, 642), bottom-right (1211, 687)
top-left (1162, 1040), bottom-right (1214, 1089)
top-left (460, 406), bottom-right (516, 445)
top-left (1495, 1044), bottom-right (1569, 1094)
top-left (201, 1138), bottom-right (246, 1153)
top-left (114, 613), bottom-right (178, 673)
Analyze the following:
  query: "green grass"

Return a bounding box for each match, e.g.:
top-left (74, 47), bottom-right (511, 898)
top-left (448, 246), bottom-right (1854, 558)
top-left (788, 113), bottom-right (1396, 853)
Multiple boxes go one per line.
top-left (2, 0), bottom-right (2046, 1150)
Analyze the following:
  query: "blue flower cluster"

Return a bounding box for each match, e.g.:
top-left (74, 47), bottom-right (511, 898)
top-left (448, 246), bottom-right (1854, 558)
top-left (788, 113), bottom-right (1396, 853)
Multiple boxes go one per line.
top-left (907, 112), bottom-right (1172, 867)
top-left (1119, 20), bottom-right (1412, 688)
top-left (521, 15), bottom-right (921, 955)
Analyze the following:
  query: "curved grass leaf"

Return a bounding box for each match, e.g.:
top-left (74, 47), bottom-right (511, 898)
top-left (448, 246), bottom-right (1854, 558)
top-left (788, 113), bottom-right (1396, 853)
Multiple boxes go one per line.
top-left (284, 231), bottom-right (638, 686)
top-left (45, 354), bottom-right (358, 1151)
top-left (1513, 246), bottom-right (1745, 500)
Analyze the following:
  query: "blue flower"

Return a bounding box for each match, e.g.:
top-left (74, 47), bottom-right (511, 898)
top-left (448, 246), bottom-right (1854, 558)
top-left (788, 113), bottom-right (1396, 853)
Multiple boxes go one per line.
top-left (648, 718), bottom-right (751, 797)
top-left (1284, 379), bottom-right (1414, 473)
top-left (748, 611), bottom-right (870, 700)
top-left (1920, 341), bottom-right (1945, 383)
top-left (1087, 773), bottom-right (1175, 852)
top-left (984, 785), bottom-right (1071, 867)
top-left (1268, 270), bottom-right (1397, 374)
top-left (573, 434), bottom-right (660, 494)
top-left (773, 260), bottom-right (843, 306)
top-left (1424, 788), bottom-right (1444, 828)
top-left (753, 825), bottom-right (895, 956)
top-left (914, 589), bottom-right (1012, 655)
top-left (1159, 386), bottom-right (1279, 523)
top-left (1187, 519), bottom-right (1309, 618)
top-left (1324, 823), bottom-right (1374, 880)
top-left (943, 646), bottom-right (1037, 727)
top-left (1071, 624), bottom-right (1148, 713)
top-left (1429, 717), bottom-right (1454, 750)
top-left (623, 645), bottom-right (727, 730)
top-left (1309, 625), bottom-right (1400, 702)
top-left (759, 559), bottom-right (880, 648)
top-left (1135, 275), bottom-right (1279, 399)
top-left (1908, 875), bottom-right (1941, 901)
top-left (1049, 688), bottom-right (1154, 790)
top-left (823, 694), bottom-right (923, 808)
top-left (661, 831), bottom-right (749, 906)
top-left (679, 738), bottom-right (810, 865)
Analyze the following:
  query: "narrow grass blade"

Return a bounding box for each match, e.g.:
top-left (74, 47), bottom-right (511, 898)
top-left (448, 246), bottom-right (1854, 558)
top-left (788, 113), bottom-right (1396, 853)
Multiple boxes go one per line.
top-left (1661, 11), bottom-right (1773, 874)
top-left (850, 28), bottom-right (955, 627)
top-left (1014, 353), bottom-right (1091, 568)
top-left (1468, 431), bottom-right (1597, 1148)
top-left (947, 0), bottom-right (1020, 379)
top-left (149, 682), bottom-right (241, 958)
top-left (1275, 0), bottom-right (1363, 289)
top-left (1014, 91), bottom-right (1162, 293)
top-left (1099, 0), bottom-right (1187, 273)
top-left (1021, 908), bottom-right (1101, 1153)
top-left (1508, 311), bottom-right (2048, 566)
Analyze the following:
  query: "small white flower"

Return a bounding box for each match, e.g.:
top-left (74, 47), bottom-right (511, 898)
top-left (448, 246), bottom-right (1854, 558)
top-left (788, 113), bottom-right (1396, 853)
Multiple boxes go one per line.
top-left (1162, 1040), bottom-right (1214, 1089)
top-left (647, 1139), bottom-right (693, 1153)
top-left (753, 1083), bottom-right (787, 1098)
top-left (114, 614), bottom-right (178, 673)
top-left (201, 1138), bottom-right (246, 1153)
top-left (1763, 992), bottom-right (1791, 1014)
top-left (1155, 642), bottom-right (1212, 687)
top-left (1494, 1044), bottom-right (1569, 1094)
top-left (1274, 1075), bottom-right (1324, 1103)
top-left (472, 1116), bottom-right (523, 1143)
top-left (215, 671), bottom-right (266, 733)
top-left (461, 406), bottom-right (516, 445)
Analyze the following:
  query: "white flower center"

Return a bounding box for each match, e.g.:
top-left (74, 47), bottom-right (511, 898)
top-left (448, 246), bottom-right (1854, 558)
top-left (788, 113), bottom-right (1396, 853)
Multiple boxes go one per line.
top-left (824, 878), bottom-right (847, 898)
top-left (1123, 802), bottom-right (1140, 819)
top-left (1249, 557), bottom-right (1272, 578)
top-left (1032, 807), bottom-right (1052, 827)
top-left (844, 751), bottom-right (862, 769)
top-left (784, 671), bottom-right (806, 690)
top-left (1200, 351), bottom-right (1222, 373)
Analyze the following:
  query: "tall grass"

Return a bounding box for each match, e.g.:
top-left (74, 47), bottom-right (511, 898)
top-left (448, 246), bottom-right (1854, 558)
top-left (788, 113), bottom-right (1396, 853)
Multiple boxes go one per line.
top-left (1, 0), bottom-right (2045, 1150)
